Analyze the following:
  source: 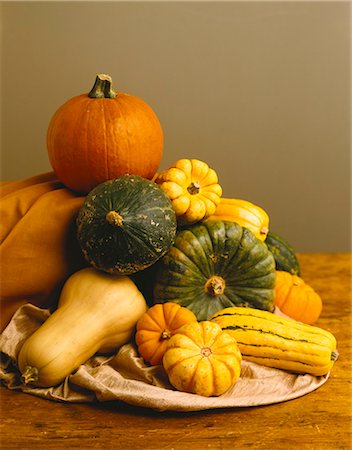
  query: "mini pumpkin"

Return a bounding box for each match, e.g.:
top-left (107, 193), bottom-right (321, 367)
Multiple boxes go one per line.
top-left (163, 321), bottom-right (242, 397)
top-left (274, 270), bottom-right (322, 324)
top-left (47, 74), bottom-right (163, 194)
top-left (135, 302), bottom-right (197, 365)
top-left (155, 159), bottom-right (222, 225)
top-left (206, 198), bottom-right (269, 241)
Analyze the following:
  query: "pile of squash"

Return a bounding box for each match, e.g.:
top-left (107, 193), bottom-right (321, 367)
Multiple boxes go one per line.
top-left (17, 74), bottom-right (338, 397)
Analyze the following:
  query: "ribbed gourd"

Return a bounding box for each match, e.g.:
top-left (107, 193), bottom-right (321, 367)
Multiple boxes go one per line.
top-left (155, 158), bottom-right (222, 225)
top-left (135, 302), bottom-right (197, 365)
top-left (210, 306), bottom-right (338, 376)
top-left (154, 220), bottom-right (276, 321)
top-left (163, 321), bottom-right (242, 396)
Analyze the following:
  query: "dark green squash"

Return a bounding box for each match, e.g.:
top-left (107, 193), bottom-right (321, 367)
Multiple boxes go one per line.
top-left (265, 231), bottom-right (301, 276)
top-left (154, 220), bottom-right (276, 321)
top-left (76, 175), bottom-right (177, 275)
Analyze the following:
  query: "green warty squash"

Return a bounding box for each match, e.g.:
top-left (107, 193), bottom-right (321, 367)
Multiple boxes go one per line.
top-left (76, 175), bottom-right (177, 275)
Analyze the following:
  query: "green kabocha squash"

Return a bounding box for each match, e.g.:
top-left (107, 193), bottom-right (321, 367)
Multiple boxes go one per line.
top-left (154, 220), bottom-right (276, 321)
top-left (265, 231), bottom-right (301, 276)
top-left (76, 175), bottom-right (177, 275)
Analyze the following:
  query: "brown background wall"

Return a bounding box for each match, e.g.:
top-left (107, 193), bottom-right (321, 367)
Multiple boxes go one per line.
top-left (1, 1), bottom-right (351, 252)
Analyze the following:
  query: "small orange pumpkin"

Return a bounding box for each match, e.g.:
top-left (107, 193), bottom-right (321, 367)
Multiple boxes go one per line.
top-left (274, 271), bottom-right (322, 324)
top-left (47, 74), bottom-right (163, 194)
top-left (135, 302), bottom-right (197, 365)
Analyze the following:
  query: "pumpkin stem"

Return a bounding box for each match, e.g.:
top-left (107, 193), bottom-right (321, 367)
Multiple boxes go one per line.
top-left (187, 182), bottom-right (200, 195)
top-left (205, 276), bottom-right (225, 296)
top-left (88, 74), bottom-right (117, 99)
top-left (21, 366), bottom-right (39, 385)
top-left (106, 210), bottom-right (123, 227)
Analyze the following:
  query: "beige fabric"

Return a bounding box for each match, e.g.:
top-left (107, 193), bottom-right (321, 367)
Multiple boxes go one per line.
top-left (0, 304), bottom-right (329, 412)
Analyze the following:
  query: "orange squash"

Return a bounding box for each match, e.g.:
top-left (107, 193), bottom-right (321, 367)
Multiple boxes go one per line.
top-left (47, 74), bottom-right (163, 194)
top-left (274, 271), bottom-right (322, 324)
top-left (135, 302), bottom-right (197, 365)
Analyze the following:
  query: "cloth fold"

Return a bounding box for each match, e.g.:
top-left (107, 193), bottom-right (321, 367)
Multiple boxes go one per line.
top-left (0, 172), bottom-right (86, 331)
top-left (0, 304), bottom-right (329, 412)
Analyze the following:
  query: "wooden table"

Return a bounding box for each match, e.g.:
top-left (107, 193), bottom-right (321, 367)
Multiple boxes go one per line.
top-left (1, 253), bottom-right (351, 449)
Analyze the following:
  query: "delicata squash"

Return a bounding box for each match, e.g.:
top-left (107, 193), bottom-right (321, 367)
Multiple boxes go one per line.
top-left (206, 197), bottom-right (269, 241)
top-left (210, 307), bottom-right (338, 376)
top-left (155, 158), bottom-right (222, 225)
top-left (18, 268), bottom-right (147, 387)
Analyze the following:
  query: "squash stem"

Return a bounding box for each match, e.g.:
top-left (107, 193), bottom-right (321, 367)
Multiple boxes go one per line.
top-left (205, 276), bottom-right (225, 296)
top-left (331, 350), bottom-right (339, 361)
top-left (160, 329), bottom-right (172, 340)
top-left (187, 182), bottom-right (200, 195)
top-left (106, 211), bottom-right (123, 227)
top-left (201, 347), bottom-right (212, 357)
top-left (260, 226), bottom-right (269, 236)
top-left (21, 366), bottom-right (39, 385)
top-left (88, 74), bottom-right (117, 99)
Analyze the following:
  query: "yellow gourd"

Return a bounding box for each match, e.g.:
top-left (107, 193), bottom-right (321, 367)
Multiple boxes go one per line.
top-left (18, 267), bottom-right (147, 387)
top-left (206, 198), bottom-right (269, 241)
top-left (163, 321), bottom-right (242, 396)
top-left (155, 159), bottom-right (222, 225)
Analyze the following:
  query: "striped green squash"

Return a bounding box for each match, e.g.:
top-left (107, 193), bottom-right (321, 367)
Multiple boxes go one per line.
top-left (210, 306), bottom-right (338, 376)
top-left (153, 220), bottom-right (276, 321)
top-left (265, 231), bottom-right (301, 276)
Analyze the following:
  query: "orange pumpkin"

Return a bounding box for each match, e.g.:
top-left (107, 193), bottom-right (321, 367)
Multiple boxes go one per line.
top-left (274, 271), bottom-right (322, 324)
top-left (135, 302), bottom-right (197, 365)
top-left (47, 74), bottom-right (163, 194)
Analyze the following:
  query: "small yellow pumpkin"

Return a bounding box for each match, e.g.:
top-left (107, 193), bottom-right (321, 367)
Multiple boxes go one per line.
top-left (135, 302), bottom-right (197, 365)
top-left (206, 197), bottom-right (269, 241)
top-left (274, 270), bottom-right (323, 324)
top-left (155, 159), bottom-right (222, 225)
top-left (163, 321), bottom-right (242, 397)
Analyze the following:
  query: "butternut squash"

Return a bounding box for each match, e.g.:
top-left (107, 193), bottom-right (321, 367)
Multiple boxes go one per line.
top-left (18, 267), bottom-right (147, 387)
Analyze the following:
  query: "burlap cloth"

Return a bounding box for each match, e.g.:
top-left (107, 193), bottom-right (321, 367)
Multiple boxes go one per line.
top-left (0, 303), bottom-right (329, 412)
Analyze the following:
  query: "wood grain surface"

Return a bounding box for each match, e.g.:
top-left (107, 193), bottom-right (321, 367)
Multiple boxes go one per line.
top-left (1, 253), bottom-right (351, 450)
